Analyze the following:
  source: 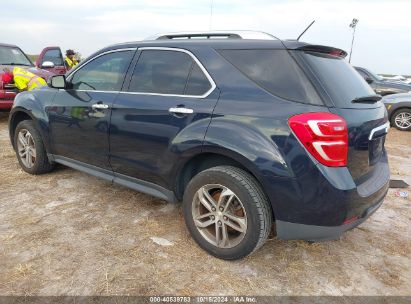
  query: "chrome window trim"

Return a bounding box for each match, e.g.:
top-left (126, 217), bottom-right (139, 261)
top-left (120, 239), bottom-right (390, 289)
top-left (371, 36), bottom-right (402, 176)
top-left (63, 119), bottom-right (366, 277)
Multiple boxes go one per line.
top-left (368, 121), bottom-right (390, 140)
top-left (64, 46), bottom-right (216, 99)
top-left (118, 90), bottom-right (212, 99)
top-left (66, 48), bottom-right (137, 83)
top-left (124, 47), bottom-right (216, 99)
top-left (59, 89), bottom-right (120, 94)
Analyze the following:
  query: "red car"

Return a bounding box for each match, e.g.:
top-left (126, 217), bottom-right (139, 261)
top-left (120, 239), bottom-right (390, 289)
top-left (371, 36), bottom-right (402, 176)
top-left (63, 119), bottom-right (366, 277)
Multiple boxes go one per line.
top-left (35, 46), bottom-right (68, 75)
top-left (0, 43), bottom-right (65, 110)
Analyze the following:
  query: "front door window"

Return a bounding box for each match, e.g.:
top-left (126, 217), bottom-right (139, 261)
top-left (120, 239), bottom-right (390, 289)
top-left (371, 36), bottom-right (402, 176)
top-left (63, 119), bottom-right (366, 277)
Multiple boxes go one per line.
top-left (70, 51), bottom-right (134, 91)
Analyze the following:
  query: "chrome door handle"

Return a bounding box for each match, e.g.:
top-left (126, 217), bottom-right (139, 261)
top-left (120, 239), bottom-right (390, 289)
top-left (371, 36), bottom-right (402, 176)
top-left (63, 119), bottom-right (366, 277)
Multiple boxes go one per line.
top-left (92, 103), bottom-right (109, 109)
top-left (169, 107), bottom-right (194, 114)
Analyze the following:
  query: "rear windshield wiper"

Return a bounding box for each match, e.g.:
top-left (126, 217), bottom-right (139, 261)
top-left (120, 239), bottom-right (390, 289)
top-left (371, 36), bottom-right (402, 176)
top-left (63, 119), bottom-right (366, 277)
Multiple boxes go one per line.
top-left (352, 95), bottom-right (382, 104)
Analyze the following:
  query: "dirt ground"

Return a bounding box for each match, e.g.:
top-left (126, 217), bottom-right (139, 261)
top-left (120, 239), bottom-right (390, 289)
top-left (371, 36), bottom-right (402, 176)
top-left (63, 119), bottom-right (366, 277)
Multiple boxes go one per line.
top-left (0, 111), bottom-right (410, 296)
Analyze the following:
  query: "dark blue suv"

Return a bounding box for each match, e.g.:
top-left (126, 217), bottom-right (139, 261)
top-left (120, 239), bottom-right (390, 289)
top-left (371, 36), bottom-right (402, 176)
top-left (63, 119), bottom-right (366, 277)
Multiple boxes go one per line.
top-left (8, 31), bottom-right (390, 260)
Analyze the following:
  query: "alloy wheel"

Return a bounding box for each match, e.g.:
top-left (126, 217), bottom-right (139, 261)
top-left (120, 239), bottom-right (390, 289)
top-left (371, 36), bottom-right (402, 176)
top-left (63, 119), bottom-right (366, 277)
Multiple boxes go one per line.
top-left (394, 112), bottom-right (411, 129)
top-left (192, 184), bottom-right (247, 248)
top-left (17, 129), bottom-right (36, 168)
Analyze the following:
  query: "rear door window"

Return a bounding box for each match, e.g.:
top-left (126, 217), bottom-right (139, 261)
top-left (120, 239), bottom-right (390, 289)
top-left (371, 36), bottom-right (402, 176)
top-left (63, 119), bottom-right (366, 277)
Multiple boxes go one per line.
top-left (218, 49), bottom-right (322, 105)
top-left (300, 51), bottom-right (379, 108)
top-left (128, 49), bottom-right (212, 96)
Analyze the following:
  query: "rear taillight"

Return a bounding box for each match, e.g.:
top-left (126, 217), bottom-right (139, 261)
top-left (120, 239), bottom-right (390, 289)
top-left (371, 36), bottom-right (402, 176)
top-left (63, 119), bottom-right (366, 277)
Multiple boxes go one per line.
top-left (288, 112), bottom-right (348, 167)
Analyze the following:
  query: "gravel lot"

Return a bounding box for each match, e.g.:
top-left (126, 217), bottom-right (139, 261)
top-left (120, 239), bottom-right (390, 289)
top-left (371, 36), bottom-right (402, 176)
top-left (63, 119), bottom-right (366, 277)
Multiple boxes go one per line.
top-left (0, 111), bottom-right (410, 296)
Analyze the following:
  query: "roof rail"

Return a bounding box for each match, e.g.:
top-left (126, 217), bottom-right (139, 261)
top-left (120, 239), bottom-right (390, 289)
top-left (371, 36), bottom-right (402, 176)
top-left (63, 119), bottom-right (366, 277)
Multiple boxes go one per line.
top-left (145, 31), bottom-right (279, 41)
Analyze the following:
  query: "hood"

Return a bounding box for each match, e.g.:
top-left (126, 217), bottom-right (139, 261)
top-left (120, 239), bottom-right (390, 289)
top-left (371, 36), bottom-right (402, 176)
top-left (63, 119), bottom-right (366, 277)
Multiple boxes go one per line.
top-left (27, 66), bottom-right (54, 80)
top-left (0, 64), bottom-right (54, 80)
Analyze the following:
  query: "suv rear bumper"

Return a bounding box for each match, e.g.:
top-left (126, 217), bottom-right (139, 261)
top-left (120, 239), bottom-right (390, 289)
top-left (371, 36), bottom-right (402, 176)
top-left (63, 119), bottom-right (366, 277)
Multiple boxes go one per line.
top-left (276, 194), bottom-right (385, 241)
top-left (263, 148), bottom-right (390, 241)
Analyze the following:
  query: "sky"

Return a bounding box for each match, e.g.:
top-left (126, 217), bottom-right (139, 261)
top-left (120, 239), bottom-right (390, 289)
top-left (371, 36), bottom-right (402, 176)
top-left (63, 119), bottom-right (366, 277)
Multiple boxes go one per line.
top-left (1, 0), bottom-right (410, 75)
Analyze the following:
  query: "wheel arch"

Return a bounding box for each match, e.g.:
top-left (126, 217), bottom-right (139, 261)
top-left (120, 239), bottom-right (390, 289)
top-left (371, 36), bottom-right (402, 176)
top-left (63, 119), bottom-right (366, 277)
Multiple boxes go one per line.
top-left (390, 106), bottom-right (411, 118)
top-left (8, 108), bottom-right (35, 150)
top-left (173, 149), bottom-right (276, 219)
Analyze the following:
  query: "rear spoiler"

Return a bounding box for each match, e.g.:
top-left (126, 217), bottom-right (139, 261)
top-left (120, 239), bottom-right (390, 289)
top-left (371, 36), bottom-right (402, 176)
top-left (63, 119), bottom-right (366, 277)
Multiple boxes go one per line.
top-left (296, 45), bottom-right (348, 58)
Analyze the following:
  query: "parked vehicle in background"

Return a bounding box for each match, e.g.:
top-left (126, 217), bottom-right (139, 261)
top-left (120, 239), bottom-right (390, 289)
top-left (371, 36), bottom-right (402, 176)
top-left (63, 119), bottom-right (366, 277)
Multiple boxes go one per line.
top-left (355, 66), bottom-right (411, 96)
top-left (9, 31), bottom-right (390, 259)
top-left (35, 47), bottom-right (67, 75)
top-left (0, 43), bottom-right (55, 110)
top-left (383, 93), bottom-right (411, 131)
top-left (380, 75), bottom-right (411, 85)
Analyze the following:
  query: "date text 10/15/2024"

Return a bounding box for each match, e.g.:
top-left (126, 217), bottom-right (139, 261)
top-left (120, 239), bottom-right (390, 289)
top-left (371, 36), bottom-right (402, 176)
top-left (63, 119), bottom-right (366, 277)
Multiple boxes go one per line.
top-left (149, 296), bottom-right (257, 303)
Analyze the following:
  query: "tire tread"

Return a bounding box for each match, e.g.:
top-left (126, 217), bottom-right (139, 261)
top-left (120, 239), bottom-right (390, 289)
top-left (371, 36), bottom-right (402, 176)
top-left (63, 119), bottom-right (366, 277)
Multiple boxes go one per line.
top-left (211, 166), bottom-right (272, 254)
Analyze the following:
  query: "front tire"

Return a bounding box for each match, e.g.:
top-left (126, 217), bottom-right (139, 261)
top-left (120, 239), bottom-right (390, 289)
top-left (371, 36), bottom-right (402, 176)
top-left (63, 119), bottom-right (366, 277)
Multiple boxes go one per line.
top-left (391, 108), bottom-right (411, 131)
top-left (14, 120), bottom-right (54, 174)
top-left (183, 166), bottom-right (272, 260)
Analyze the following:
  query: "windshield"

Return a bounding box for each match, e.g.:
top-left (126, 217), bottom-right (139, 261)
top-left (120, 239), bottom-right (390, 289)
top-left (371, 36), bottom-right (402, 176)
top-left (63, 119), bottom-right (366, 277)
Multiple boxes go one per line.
top-left (299, 51), bottom-right (379, 108)
top-left (0, 46), bottom-right (33, 66)
top-left (368, 69), bottom-right (383, 81)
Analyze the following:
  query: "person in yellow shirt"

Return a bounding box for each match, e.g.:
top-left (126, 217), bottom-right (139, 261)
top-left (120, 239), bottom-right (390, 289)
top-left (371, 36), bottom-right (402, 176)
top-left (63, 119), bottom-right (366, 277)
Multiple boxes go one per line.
top-left (64, 49), bottom-right (79, 71)
top-left (3, 67), bottom-right (47, 91)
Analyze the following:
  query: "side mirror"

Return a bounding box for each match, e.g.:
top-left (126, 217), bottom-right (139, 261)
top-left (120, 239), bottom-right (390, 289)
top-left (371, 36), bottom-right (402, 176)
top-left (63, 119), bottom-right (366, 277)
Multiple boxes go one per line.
top-left (41, 61), bottom-right (55, 69)
top-left (365, 77), bottom-right (373, 84)
top-left (48, 75), bottom-right (66, 89)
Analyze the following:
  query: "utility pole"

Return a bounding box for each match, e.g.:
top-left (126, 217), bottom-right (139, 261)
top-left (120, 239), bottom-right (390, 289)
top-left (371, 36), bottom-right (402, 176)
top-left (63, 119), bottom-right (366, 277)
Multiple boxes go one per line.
top-left (209, 0), bottom-right (214, 30)
top-left (349, 18), bottom-right (359, 63)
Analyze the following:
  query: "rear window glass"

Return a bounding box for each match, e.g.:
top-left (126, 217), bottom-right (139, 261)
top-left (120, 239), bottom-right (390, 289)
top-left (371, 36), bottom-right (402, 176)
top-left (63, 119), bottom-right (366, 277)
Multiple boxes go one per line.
top-left (218, 49), bottom-right (322, 105)
top-left (301, 52), bottom-right (377, 107)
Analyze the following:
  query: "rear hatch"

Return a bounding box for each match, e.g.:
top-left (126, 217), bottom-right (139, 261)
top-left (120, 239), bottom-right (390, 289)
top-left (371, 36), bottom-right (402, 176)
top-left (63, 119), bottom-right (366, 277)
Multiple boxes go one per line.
top-left (294, 49), bottom-right (389, 186)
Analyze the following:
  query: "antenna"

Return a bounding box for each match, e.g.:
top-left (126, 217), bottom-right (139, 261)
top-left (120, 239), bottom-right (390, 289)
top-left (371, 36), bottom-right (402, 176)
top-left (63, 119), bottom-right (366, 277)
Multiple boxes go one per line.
top-left (297, 20), bottom-right (315, 41)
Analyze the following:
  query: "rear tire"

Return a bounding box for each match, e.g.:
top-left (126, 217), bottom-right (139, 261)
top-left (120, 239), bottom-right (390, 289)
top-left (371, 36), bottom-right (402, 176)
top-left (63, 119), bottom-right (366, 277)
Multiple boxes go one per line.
top-left (390, 108), bottom-right (411, 131)
top-left (183, 166), bottom-right (272, 260)
top-left (14, 120), bottom-right (54, 174)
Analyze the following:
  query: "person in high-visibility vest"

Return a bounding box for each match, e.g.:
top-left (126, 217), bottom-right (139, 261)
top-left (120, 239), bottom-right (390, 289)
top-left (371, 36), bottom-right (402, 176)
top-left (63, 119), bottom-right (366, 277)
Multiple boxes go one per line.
top-left (64, 49), bottom-right (79, 71)
top-left (3, 67), bottom-right (47, 91)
